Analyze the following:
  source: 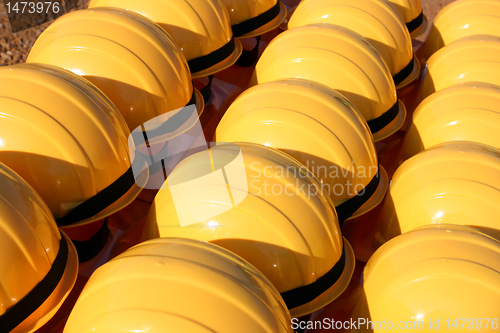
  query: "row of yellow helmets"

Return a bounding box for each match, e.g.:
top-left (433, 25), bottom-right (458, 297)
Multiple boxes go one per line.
top-left (3, 0), bottom-right (496, 332)
top-left (346, 0), bottom-right (500, 259)
top-left (335, 0), bottom-right (500, 331)
top-left (2, 0), bottom-right (288, 331)
top-left (0, 0), bottom-right (283, 331)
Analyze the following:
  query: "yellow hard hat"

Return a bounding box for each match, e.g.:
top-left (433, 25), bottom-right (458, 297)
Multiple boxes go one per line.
top-left (27, 7), bottom-right (204, 137)
top-left (0, 162), bottom-right (78, 333)
top-left (374, 142), bottom-right (500, 248)
top-left (386, 0), bottom-right (427, 39)
top-left (417, 35), bottom-right (500, 104)
top-left (145, 142), bottom-right (355, 317)
top-left (222, 0), bottom-right (286, 38)
top-left (353, 224), bottom-right (500, 332)
top-left (251, 24), bottom-right (406, 142)
top-left (0, 63), bottom-right (148, 226)
top-left (88, 0), bottom-right (242, 78)
top-left (421, 0), bottom-right (500, 61)
top-left (63, 238), bottom-right (293, 333)
top-left (288, 0), bottom-right (419, 89)
top-left (216, 79), bottom-right (388, 222)
top-left (400, 83), bottom-right (500, 163)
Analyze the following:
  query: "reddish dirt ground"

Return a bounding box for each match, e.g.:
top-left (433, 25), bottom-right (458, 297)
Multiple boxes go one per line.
top-left (1, 0), bottom-right (456, 66)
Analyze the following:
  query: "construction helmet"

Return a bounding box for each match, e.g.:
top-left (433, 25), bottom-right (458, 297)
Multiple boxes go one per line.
top-left (0, 162), bottom-right (78, 333)
top-left (27, 7), bottom-right (204, 137)
top-left (88, 0), bottom-right (242, 78)
top-left (400, 83), bottom-right (500, 163)
top-left (417, 35), bottom-right (500, 104)
top-left (145, 142), bottom-right (355, 317)
top-left (221, 0), bottom-right (286, 39)
top-left (386, 0), bottom-right (427, 39)
top-left (216, 79), bottom-right (388, 222)
top-left (352, 224), bottom-right (500, 332)
top-left (0, 63), bottom-right (148, 226)
top-left (63, 238), bottom-right (293, 333)
top-left (288, 0), bottom-right (419, 89)
top-left (421, 0), bottom-right (500, 61)
top-left (374, 142), bottom-right (500, 249)
top-left (251, 24), bottom-right (406, 142)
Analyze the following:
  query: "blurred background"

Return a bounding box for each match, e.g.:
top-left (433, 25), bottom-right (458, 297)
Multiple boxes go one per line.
top-left (0, 0), bottom-right (457, 66)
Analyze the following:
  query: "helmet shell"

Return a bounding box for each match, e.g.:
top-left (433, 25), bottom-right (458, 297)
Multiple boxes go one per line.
top-left (401, 83), bottom-right (500, 162)
top-left (216, 79), bottom-right (388, 218)
top-left (353, 224), bottom-right (500, 332)
top-left (288, 0), bottom-right (418, 89)
top-left (27, 7), bottom-right (203, 134)
top-left (0, 162), bottom-right (78, 333)
top-left (0, 63), bottom-right (146, 224)
top-left (63, 238), bottom-right (293, 333)
top-left (145, 143), bottom-right (355, 317)
top-left (422, 0), bottom-right (500, 60)
top-left (251, 24), bottom-right (405, 141)
top-left (376, 142), bottom-right (500, 246)
top-left (417, 35), bottom-right (500, 104)
top-left (88, 0), bottom-right (242, 77)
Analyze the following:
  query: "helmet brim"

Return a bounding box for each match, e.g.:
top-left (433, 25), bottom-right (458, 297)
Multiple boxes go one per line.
top-left (395, 54), bottom-right (421, 90)
top-left (14, 231), bottom-right (79, 333)
top-left (288, 238), bottom-right (356, 318)
top-left (140, 87), bottom-right (206, 146)
top-left (86, 88), bottom-right (204, 227)
top-left (191, 38), bottom-right (243, 78)
top-left (372, 99), bottom-right (407, 142)
top-left (409, 13), bottom-right (429, 40)
top-left (237, 2), bottom-right (288, 39)
top-left (348, 165), bottom-right (389, 220)
top-left (70, 166), bottom-right (150, 227)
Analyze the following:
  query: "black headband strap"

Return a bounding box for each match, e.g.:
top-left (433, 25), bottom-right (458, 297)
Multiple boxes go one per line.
top-left (0, 235), bottom-right (68, 333)
top-left (232, 1), bottom-right (281, 37)
top-left (199, 75), bottom-right (214, 103)
top-left (130, 88), bottom-right (197, 147)
top-left (55, 166), bottom-right (136, 227)
top-left (406, 11), bottom-right (424, 34)
top-left (54, 88), bottom-right (199, 227)
top-left (130, 85), bottom-right (200, 177)
top-left (187, 37), bottom-right (236, 75)
top-left (366, 100), bottom-right (399, 134)
top-left (393, 55), bottom-right (415, 87)
top-left (70, 217), bottom-right (110, 262)
top-left (280, 242), bottom-right (346, 310)
top-left (335, 166), bottom-right (381, 225)
top-left (236, 36), bottom-right (262, 67)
